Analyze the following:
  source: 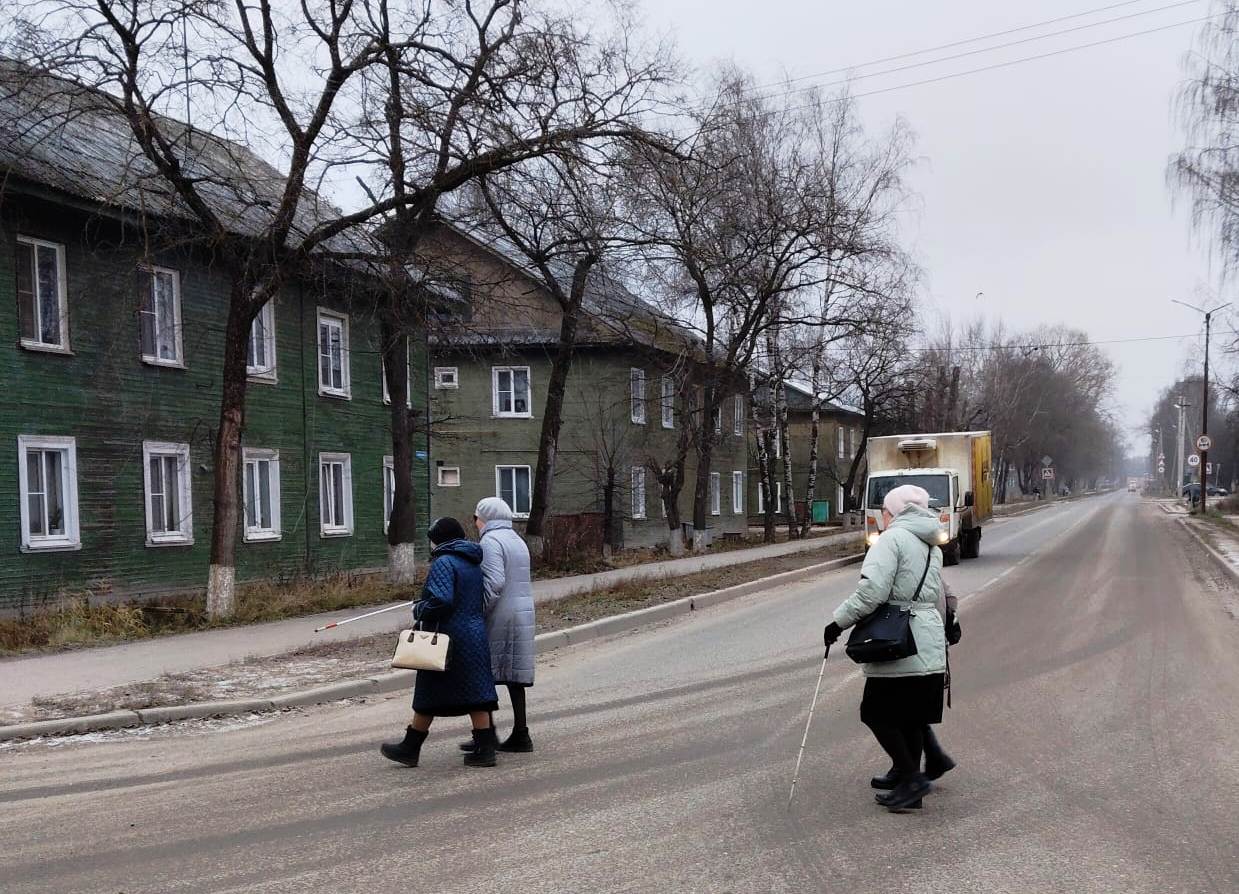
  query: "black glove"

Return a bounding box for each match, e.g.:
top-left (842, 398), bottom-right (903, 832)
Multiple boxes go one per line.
top-left (946, 611), bottom-right (962, 646)
top-left (823, 621), bottom-right (843, 647)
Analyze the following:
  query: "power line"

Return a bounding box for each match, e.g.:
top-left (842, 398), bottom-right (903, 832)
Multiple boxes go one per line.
top-left (745, 0), bottom-right (1204, 105)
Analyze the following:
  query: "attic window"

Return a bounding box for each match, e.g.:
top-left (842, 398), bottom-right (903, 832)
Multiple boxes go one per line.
top-left (434, 367), bottom-right (458, 390)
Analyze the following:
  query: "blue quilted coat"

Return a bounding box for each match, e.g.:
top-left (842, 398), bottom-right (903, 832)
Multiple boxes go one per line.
top-left (410, 540), bottom-right (499, 716)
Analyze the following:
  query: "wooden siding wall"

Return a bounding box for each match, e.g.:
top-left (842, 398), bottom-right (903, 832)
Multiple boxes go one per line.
top-left (0, 195), bottom-right (430, 611)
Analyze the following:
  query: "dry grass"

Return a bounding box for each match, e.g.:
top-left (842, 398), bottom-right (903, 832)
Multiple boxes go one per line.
top-left (0, 572), bottom-right (417, 657)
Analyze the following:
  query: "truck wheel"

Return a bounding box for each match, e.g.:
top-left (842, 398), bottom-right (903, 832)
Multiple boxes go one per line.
top-left (943, 539), bottom-right (961, 566)
top-left (960, 528), bottom-right (980, 560)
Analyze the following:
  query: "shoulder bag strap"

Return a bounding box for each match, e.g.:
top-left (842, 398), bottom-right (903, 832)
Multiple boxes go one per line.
top-left (910, 544), bottom-right (934, 601)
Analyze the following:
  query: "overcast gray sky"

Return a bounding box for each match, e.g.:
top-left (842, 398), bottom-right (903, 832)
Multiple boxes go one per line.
top-left (639, 0), bottom-right (1225, 447)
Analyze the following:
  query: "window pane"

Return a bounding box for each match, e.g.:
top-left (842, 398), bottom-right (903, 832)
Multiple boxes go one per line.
top-left (245, 462), bottom-right (257, 528)
top-left (318, 323), bottom-right (331, 387)
top-left (155, 273), bottom-right (177, 360)
top-left (320, 464), bottom-right (332, 525)
top-left (164, 456), bottom-right (181, 533)
top-left (258, 461), bottom-right (272, 529)
top-left (36, 245), bottom-right (60, 345)
top-left (497, 370), bottom-right (512, 413)
top-left (149, 456), bottom-right (166, 532)
top-left (16, 242), bottom-right (36, 341)
top-left (329, 326), bottom-right (343, 389)
top-left (139, 271), bottom-right (156, 357)
top-left (26, 450), bottom-right (45, 536)
top-left (384, 466), bottom-right (394, 523)
top-left (499, 468), bottom-right (515, 510)
top-left (331, 465), bottom-right (344, 526)
top-left (43, 451), bottom-right (63, 535)
top-left (513, 369), bottom-right (529, 414)
top-left (515, 467), bottom-right (530, 513)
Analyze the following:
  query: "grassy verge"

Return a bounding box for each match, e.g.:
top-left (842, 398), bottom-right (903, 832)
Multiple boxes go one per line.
top-left (3, 542), bottom-right (861, 724)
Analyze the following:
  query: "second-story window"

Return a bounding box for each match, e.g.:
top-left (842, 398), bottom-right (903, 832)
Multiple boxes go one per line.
top-left (837, 426), bottom-right (846, 459)
top-left (247, 301), bottom-right (277, 381)
top-left (317, 309), bottom-right (350, 398)
top-left (733, 396), bottom-right (744, 435)
top-left (630, 368), bottom-right (646, 424)
top-left (661, 376), bottom-right (675, 429)
top-left (139, 266), bottom-right (183, 366)
top-left (381, 342), bottom-right (412, 408)
top-left (493, 367), bottom-right (531, 417)
top-left (15, 236), bottom-right (69, 351)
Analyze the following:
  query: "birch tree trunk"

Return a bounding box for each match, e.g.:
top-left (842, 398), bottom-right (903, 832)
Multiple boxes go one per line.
top-left (800, 362), bottom-right (822, 538)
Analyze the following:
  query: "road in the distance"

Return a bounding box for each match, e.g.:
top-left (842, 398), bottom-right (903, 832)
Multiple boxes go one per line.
top-left (3, 493), bottom-right (1238, 894)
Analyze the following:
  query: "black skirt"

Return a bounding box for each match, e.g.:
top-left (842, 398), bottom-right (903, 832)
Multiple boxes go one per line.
top-left (860, 674), bottom-right (946, 726)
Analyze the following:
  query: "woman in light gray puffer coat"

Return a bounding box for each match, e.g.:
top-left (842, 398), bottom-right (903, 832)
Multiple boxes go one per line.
top-left (471, 497), bottom-right (536, 752)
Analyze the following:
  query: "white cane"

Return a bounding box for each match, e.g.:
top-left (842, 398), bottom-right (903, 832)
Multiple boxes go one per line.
top-left (787, 645), bottom-right (831, 809)
top-left (314, 601), bottom-right (414, 633)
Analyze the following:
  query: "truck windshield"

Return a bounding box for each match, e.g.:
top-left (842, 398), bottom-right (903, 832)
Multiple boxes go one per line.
top-left (868, 475), bottom-right (951, 509)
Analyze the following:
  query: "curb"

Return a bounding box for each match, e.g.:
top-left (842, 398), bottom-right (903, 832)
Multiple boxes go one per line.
top-left (0, 551), bottom-right (862, 742)
top-left (1176, 517), bottom-right (1239, 583)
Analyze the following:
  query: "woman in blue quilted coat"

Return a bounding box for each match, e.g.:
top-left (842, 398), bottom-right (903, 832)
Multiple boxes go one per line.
top-left (380, 517), bottom-right (499, 769)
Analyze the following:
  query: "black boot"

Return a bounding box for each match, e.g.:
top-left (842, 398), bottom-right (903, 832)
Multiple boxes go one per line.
top-left (498, 726), bottom-right (533, 753)
top-left (380, 726), bottom-right (428, 767)
top-left (875, 772), bottom-right (932, 811)
top-left (463, 727), bottom-right (498, 768)
top-left (870, 766), bottom-right (900, 790)
top-left (923, 727), bottom-right (956, 781)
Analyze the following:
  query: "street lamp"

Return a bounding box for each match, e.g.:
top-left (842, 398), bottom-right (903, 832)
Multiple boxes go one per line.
top-left (1172, 299), bottom-right (1232, 514)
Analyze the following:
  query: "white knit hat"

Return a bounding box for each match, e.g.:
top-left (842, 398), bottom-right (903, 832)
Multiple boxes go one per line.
top-left (475, 496), bottom-right (515, 522)
top-left (883, 484), bottom-right (931, 517)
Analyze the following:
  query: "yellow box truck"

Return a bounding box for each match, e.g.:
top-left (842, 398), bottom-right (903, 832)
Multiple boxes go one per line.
top-left (863, 431), bottom-right (993, 565)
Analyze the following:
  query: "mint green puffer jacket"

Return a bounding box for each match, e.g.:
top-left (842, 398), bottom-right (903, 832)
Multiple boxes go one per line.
top-left (832, 505), bottom-right (947, 678)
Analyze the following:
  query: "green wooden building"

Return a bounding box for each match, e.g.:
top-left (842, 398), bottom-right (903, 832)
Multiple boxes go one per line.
top-left (0, 62), bottom-right (429, 612)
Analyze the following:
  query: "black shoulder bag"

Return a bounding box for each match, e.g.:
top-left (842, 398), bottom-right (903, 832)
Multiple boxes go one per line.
top-left (844, 545), bottom-right (933, 664)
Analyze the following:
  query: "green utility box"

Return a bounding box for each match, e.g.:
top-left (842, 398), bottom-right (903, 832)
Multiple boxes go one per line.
top-left (811, 500), bottom-right (830, 524)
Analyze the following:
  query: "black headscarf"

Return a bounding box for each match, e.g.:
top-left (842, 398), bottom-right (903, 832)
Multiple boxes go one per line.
top-left (428, 516), bottom-right (468, 546)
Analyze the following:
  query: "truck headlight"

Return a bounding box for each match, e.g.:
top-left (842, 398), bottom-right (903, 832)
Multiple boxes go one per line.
top-left (937, 529), bottom-right (949, 544)
top-left (865, 532), bottom-right (880, 547)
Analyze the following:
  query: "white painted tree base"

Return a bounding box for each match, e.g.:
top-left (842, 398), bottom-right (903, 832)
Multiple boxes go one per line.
top-left (667, 529), bottom-right (685, 557)
top-left (206, 564), bottom-right (236, 619)
top-left (387, 542), bottom-right (418, 584)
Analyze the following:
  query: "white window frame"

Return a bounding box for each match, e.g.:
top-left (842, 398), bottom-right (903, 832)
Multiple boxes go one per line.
top-left (242, 448), bottom-right (281, 542)
top-left (142, 440), bottom-right (193, 546)
top-left (661, 376), bottom-right (675, 429)
top-left (710, 471), bottom-right (721, 516)
top-left (492, 366), bottom-right (532, 418)
top-left (246, 300), bottom-right (277, 383)
top-left (713, 404), bottom-right (722, 434)
top-left (757, 481), bottom-right (766, 514)
top-left (316, 308), bottom-right (351, 399)
top-left (319, 452), bottom-right (354, 536)
top-left (383, 455), bottom-right (396, 534)
top-left (837, 483), bottom-right (845, 517)
top-left (837, 426), bottom-right (846, 460)
top-left (630, 368), bottom-right (646, 424)
top-left (732, 471), bottom-right (744, 515)
top-left (776, 481), bottom-right (784, 514)
top-left (381, 342), bottom-right (413, 408)
top-left (139, 265), bottom-right (184, 368)
top-left (437, 465), bottom-right (461, 487)
top-left (495, 464), bottom-right (532, 518)
top-left (773, 431), bottom-right (782, 459)
top-left (17, 435), bottom-right (80, 551)
top-left (434, 366), bottom-right (459, 390)
top-left (631, 466), bottom-right (646, 519)
top-left (733, 395), bottom-right (744, 436)
top-left (15, 235), bottom-right (70, 353)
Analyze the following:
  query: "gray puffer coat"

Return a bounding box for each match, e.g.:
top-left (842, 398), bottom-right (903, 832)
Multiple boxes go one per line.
top-left (480, 520), bottom-right (536, 685)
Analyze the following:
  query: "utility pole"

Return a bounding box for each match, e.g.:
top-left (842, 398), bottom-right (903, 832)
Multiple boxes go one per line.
top-left (1173, 299), bottom-right (1231, 514)
top-left (1174, 397), bottom-right (1190, 498)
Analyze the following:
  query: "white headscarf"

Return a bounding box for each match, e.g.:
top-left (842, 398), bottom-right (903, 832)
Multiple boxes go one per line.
top-left (883, 484), bottom-right (931, 518)
top-left (475, 496), bottom-right (514, 523)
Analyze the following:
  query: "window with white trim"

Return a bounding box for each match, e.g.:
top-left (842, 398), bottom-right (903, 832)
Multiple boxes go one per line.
top-left (381, 342), bottom-right (412, 408)
top-left (631, 466), bottom-right (646, 519)
top-left (630, 368), bottom-right (646, 424)
top-left (319, 452), bottom-right (354, 536)
top-left (437, 466), bottom-right (461, 487)
top-left (317, 309), bottom-right (350, 398)
top-left (383, 455), bottom-right (396, 533)
top-left (773, 431), bottom-right (782, 459)
top-left (713, 404), bottom-right (722, 434)
top-left (837, 426), bottom-right (846, 459)
top-left (143, 441), bottom-right (193, 545)
top-left (493, 367), bottom-right (531, 417)
top-left (434, 367), bottom-right (459, 389)
top-left (247, 301), bottom-right (277, 381)
top-left (139, 266), bottom-right (183, 366)
top-left (661, 376), bottom-right (675, 429)
top-left (776, 482), bottom-right (784, 514)
top-left (757, 481), bottom-right (766, 514)
top-left (710, 471), bottom-right (721, 516)
top-left (17, 435), bottom-right (80, 551)
top-left (496, 465), bottom-right (532, 517)
top-left (733, 396), bottom-right (744, 435)
top-left (242, 448), bottom-right (280, 541)
top-left (15, 236), bottom-right (69, 351)
top-left (732, 471), bottom-right (744, 514)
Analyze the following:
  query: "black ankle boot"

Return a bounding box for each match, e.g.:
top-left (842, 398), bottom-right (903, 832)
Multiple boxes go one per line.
top-left (463, 727), bottom-right (497, 768)
top-left (870, 766), bottom-right (900, 790)
top-left (924, 747), bottom-right (956, 781)
top-left (498, 727), bottom-right (533, 753)
top-left (875, 772), bottom-right (932, 811)
top-left (380, 726), bottom-right (428, 767)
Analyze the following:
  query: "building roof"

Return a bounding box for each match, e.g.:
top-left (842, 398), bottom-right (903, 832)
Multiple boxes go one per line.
top-left (783, 379), bottom-right (864, 417)
top-left (0, 58), bottom-right (365, 255)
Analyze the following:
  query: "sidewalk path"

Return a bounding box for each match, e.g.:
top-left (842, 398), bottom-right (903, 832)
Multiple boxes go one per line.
top-left (0, 530), bottom-right (859, 709)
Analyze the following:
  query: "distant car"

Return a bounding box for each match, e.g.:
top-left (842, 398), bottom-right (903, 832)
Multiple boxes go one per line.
top-left (1208, 486), bottom-right (1229, 497)
top-left (1128, 483), bottom-right (1137, 492)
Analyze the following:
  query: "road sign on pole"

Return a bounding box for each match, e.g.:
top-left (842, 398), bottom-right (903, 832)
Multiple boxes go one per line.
top-left (1197, 435), bottom-right (1213, 452)
top-left (1188, 454), bottom-right (1200, 468)
top-left (1042, 467), bottom-right (1054, 480)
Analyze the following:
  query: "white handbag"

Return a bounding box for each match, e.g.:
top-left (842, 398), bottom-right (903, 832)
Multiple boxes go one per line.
top-left (391, 626), bottom-right (450, 671)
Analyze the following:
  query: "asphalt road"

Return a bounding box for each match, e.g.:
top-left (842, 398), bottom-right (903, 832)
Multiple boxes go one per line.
top-left (3, 493), bottom-right (1238, 894)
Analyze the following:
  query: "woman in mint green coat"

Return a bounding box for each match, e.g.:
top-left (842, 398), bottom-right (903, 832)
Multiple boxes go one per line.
top-left (823, 484), bottom-right (950, 811)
